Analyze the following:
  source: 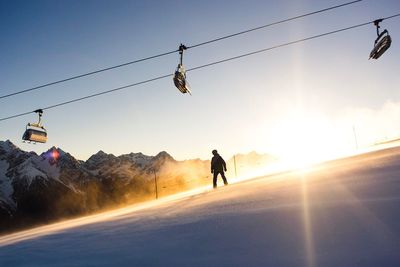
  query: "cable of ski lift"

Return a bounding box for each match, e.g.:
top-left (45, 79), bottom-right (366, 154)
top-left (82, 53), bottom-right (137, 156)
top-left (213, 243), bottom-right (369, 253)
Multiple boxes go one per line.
top-left (186, 0), bottom-right (363, 49)
top-left (186, 15), bottom-right (398, 73)
top-left (0, 13), bottom-right (399, 124)
top-left (0, 0), bottom-right (363, 100)
top-left (0, 50), bottom-right (179, 100)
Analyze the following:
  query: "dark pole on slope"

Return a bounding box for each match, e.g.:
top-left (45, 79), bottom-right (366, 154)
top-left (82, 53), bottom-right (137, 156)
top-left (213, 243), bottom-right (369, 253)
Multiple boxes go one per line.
top-left (153, 169), bottom-right (159, 199)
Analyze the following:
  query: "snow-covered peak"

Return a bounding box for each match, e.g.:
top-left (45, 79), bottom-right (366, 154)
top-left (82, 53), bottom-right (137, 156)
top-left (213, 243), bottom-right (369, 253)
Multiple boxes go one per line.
top-left (153, 151), bottom-right (174, 162)
top-left (86, 150), bottom-right (116, 164)
top-left (41, 147), bottom-right (68, 158)
top-left (40, 147), bottom-right (78, 168)
top-left (121, 152), bottom-right (151, 159)
top-left (119, 152), bottom-right (153, 166)
top-left (0, 140), bottom-right (19, 154)
top-left (116, 151), bottom-right (174, 168)
top-left (95, 150), bottom-right (107, 156)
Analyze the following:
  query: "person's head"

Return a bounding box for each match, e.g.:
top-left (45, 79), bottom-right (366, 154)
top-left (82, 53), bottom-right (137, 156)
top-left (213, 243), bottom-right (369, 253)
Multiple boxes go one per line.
top-left (212, 149), bottom-right (218, 156)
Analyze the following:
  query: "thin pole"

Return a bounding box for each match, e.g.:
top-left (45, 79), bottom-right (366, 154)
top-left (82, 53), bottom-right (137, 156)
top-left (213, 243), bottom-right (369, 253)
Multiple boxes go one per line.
top-left (153, 170), bottom-right (158, 199)
top-left (233, 155), bottom-right (238, 178)
top-left (353, 125), bottom-right (359, 150)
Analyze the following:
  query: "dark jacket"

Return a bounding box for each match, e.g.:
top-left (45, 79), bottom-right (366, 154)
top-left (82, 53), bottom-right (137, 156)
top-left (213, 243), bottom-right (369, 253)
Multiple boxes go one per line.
top-left (211, 154), bottom-right (227, 173)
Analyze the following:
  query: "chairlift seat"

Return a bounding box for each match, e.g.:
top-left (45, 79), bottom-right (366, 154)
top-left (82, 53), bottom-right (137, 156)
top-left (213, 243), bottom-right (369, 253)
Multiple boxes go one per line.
top-left (22, 124), bottom-right (48, 143)
top-left (173, 65), bottom-right (191, 94)
top-left (370, 31), bottom-right (392, 59)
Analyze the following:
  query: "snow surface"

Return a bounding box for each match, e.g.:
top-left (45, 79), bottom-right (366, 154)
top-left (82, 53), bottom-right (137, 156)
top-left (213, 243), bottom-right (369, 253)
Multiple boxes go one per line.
top-left (35, 157), bottom-right (61, 181)
top-left (1, 147), bottom-right (400, 267)
top-left (15, 158), bottom-right (48, 187)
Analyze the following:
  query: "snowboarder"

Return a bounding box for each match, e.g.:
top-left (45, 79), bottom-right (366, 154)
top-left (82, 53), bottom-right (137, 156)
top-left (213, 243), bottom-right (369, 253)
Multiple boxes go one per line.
top-left (211, 149), bottom-right (228, 188)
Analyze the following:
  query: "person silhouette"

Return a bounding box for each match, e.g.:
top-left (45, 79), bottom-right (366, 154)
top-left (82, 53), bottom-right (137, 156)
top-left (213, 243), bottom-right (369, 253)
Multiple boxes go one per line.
top-left (211, 149), bottom-right (228, 188)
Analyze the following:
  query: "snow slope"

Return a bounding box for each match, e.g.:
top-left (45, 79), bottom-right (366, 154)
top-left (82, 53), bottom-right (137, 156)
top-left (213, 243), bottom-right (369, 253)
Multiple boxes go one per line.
top-left (1, 147), bottom-right (400, 267)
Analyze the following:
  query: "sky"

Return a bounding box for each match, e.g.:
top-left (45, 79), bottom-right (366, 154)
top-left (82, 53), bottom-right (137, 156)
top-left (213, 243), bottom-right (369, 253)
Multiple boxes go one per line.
top-left (0, 0), bottom-right (400, 163)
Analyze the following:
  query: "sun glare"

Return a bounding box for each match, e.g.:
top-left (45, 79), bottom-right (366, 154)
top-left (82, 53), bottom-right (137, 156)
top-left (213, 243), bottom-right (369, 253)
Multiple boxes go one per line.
top-left (267, 112), bottom-right (350, 170)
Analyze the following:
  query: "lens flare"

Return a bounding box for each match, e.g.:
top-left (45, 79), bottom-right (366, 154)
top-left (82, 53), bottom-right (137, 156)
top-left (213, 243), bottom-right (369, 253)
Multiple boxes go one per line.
top-left (51, 150), bottom-right (59, 160)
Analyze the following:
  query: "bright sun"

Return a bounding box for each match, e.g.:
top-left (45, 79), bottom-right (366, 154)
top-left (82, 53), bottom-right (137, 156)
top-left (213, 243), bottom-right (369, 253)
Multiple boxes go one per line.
top-left (266, 112), bottom-right (352, 169)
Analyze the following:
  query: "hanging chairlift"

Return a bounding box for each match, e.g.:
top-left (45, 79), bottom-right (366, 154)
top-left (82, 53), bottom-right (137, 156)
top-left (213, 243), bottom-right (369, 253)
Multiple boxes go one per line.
top-left (369, 19), bottom-right (392, 60)
top-left (22, 109), bottom-right (48, 144)
top-left (173, 44), bottom-right (192, 95)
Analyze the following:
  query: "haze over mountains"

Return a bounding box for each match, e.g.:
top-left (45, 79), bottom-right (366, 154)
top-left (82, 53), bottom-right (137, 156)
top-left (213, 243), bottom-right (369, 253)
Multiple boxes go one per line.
top-left (0, 140), bottom-right (275, 233)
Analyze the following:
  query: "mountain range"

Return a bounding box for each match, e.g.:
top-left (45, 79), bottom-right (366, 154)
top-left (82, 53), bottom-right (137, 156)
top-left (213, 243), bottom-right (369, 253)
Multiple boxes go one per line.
top-left (0, 140), bottom-right (276, 233)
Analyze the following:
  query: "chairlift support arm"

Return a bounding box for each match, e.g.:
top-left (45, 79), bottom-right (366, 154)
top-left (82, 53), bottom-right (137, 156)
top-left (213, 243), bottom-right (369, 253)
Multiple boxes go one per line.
top-left (178, 44), bottom-right (187, 66)
top-left (374, 19), bottom-right (384, 36)
top-left (33, 109), bottom-right (44, 126)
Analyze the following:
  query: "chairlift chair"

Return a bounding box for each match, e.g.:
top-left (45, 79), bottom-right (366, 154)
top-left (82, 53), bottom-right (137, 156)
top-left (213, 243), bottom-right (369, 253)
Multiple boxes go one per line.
top-left (173, 64), bottom-right (192, 94)
top-left (173, 44), bottom-right (192, 95)
top-left (369, 19), bottom-right (392, 60)
top-left (22, 109), bottom-right (48, 144)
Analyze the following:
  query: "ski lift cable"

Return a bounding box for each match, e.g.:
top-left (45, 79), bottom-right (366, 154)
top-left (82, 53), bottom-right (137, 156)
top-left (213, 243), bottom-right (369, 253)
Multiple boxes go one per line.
top-left (187, 0), bottom-right (363, 49)
top-left (0, 74), bottom-right (173, 122)
top-left (0, 50), bottom-right (179, 100)
top-left (0, 0), bottom-right (362, 100)
top-left (0, 13), bottom-right (399, 123)
top-left (187, 13), bottom-right (400, 73)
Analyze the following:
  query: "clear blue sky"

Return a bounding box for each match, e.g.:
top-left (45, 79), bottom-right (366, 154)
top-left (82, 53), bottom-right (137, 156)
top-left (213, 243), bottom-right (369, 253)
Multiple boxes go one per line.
top-left (1, 0), bottom-right (400, 162)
